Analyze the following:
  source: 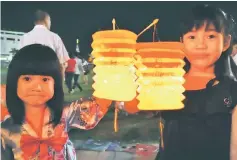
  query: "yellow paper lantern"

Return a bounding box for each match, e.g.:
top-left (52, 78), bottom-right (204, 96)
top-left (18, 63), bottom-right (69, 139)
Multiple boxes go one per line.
top-left (135, 42), bottom-right (186, 110)
top-left (91, 30), bottom-right (138, 101)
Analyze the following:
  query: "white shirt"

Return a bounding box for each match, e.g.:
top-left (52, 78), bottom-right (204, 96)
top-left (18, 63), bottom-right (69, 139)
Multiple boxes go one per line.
top-left (74, 57), bottom-right (84, 75)
top-left (20, 25), bottom-right (69, 64)
top-left (82, 60), bottom-right (88, 66)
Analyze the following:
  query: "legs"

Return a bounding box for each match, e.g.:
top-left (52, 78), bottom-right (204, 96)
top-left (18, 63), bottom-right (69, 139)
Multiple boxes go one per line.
top-left (65, 72), bottom-right (74, 93)
top-left (73, 74), bottom-right (83, 91)
top-left (83, 74), bottom-right (88, 85)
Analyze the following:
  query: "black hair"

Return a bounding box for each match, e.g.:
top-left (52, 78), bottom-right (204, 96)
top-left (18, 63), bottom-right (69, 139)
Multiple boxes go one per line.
top-left (180, 4), bottom-right (236, 80)
top-left (6, 44), bottom-right (64, 127)
top-left (69, 52), bottom-right (76, 59)
top-left (35, 10), bottom-right (49, 23)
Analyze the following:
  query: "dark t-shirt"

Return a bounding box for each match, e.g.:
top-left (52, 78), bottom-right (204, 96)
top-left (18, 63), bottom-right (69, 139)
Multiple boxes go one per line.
top-left (157, 78), bottom-right (237, 160)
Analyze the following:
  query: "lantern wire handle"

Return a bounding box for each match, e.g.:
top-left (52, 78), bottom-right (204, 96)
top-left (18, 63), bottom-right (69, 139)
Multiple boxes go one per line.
top-left (159, 112), bottom-right (164, 149)
top-left (137, 19), bottom-right (159, 38)
top-left (153, 24), bottom-right (157, 42)
top-left (114, 101), bottom-right (119, 132)
top-left (112, 18), bottom-right (116, 30)
top-left (112, 18), bottom-right (119, 133)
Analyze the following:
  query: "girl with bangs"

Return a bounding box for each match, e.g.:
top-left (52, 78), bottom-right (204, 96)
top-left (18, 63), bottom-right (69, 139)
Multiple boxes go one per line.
top-left (156, 4), bottom-right (237, 160)
top-left (1, 44), bottom-right (110, 160)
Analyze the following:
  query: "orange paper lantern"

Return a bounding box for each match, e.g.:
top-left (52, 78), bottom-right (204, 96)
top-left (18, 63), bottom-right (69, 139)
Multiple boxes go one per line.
top-left (135, 42), bottom-right (186, 110)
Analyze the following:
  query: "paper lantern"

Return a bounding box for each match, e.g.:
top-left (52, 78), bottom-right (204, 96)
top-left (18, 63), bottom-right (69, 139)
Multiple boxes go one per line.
top-left (91, 30), bottom-right (138, 101)
top-left (135, 42), bottom-right (186, 110)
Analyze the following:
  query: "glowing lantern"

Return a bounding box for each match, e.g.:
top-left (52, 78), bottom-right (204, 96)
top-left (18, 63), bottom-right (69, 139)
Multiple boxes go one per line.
top-left (91, 30), bottom-right (138, 102)
top-left (135, 42), bottom-right (186, 110)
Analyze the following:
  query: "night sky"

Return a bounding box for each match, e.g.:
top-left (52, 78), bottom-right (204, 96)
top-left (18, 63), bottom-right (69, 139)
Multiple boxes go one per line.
top-left (2, 1), bottom-right (237, 58)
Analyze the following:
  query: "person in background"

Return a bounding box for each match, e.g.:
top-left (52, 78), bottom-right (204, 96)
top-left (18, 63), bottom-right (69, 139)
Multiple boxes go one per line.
top-left (20, 10), bottom-right (69, 79)
top-left (82, 58), bottom-right (89, 85)
top-left (65, 53), bottom-right (76, 94)
top-left (72, 53), bottom-right (84, 92)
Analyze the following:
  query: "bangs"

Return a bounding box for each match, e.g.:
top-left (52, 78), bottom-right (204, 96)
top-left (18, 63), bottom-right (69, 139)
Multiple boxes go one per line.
top-left (9, 44), bottom-right (61, 79)
top-left (180, 4), bottom-right (227, 35)
top-left (17, 60), bottom-right (61, 78)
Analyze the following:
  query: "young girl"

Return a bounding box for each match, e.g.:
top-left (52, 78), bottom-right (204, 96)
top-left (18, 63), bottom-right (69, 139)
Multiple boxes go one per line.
top-left (156, 4), bottom-right (237, 160)
top-left (1, 44), bottom-right (110, 160)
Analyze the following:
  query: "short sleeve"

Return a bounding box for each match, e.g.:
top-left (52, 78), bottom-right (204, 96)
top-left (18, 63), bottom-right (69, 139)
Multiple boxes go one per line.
top-left (55, 34), bottom-right (70, 64)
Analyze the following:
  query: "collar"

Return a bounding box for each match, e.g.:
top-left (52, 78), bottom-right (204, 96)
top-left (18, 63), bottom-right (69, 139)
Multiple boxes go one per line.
top-left (33, 25), bottom-right (48, 30)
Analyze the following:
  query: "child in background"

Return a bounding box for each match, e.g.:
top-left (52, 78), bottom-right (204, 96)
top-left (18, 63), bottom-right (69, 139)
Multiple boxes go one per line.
top-left (82, 58), bottom-right (89, 85)
top-left (65, 53), bottom-right (76, 94)
top-left (72, 53), bottom-right (84, 92)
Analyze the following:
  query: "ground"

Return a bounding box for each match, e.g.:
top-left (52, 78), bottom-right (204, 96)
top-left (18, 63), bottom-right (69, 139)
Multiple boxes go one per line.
top-left (1, 66), bottom-right (160, 144)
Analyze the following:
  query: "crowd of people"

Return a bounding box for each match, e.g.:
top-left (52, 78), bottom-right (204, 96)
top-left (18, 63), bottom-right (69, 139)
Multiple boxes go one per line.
top-left (64, 52), bottom-right (90, 94)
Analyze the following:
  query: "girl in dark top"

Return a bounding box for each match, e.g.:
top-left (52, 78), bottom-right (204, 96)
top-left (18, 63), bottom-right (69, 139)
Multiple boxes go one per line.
top-left (156, 4), bottom-right (237, 160)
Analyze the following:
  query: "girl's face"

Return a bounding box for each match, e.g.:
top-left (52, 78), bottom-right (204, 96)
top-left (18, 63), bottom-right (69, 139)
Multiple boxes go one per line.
top-left (17, 75), bottom-right (54, 107)
top-left (182, 22), bottom-right (231, 70)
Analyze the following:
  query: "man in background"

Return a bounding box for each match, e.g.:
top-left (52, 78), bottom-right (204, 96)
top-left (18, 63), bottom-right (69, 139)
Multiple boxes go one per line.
top-left (20, 10), bottom-right (69, 79)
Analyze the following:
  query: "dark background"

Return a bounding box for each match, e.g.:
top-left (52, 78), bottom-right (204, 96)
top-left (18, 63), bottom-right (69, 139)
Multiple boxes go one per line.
top-left (2, 1), bottom-right (237, 58)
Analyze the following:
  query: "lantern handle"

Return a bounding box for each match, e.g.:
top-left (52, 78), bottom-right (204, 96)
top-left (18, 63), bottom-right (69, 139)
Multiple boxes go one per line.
top-left (137, 19), bottom-right (159, 38)
top-left (114, 101), bottom-right (120, 132)
top-left (112, 18), bottom-right (116, 30)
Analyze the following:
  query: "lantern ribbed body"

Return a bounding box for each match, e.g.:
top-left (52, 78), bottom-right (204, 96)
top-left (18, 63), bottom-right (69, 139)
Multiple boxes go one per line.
top-left (91, 30), bottom-right (138, 101)
top-left (135, 42), bottom-right (186, 110)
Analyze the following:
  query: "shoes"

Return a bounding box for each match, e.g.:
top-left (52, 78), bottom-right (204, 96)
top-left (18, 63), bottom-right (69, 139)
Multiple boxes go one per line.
top-left (69, 89), bottom-right (74, 94)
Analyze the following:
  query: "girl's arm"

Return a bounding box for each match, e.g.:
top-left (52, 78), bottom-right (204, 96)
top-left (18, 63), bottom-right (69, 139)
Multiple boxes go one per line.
top-left (231, 106), bottom-right (237, 160)
top-left (63, 97), bottom-right (112, 131)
